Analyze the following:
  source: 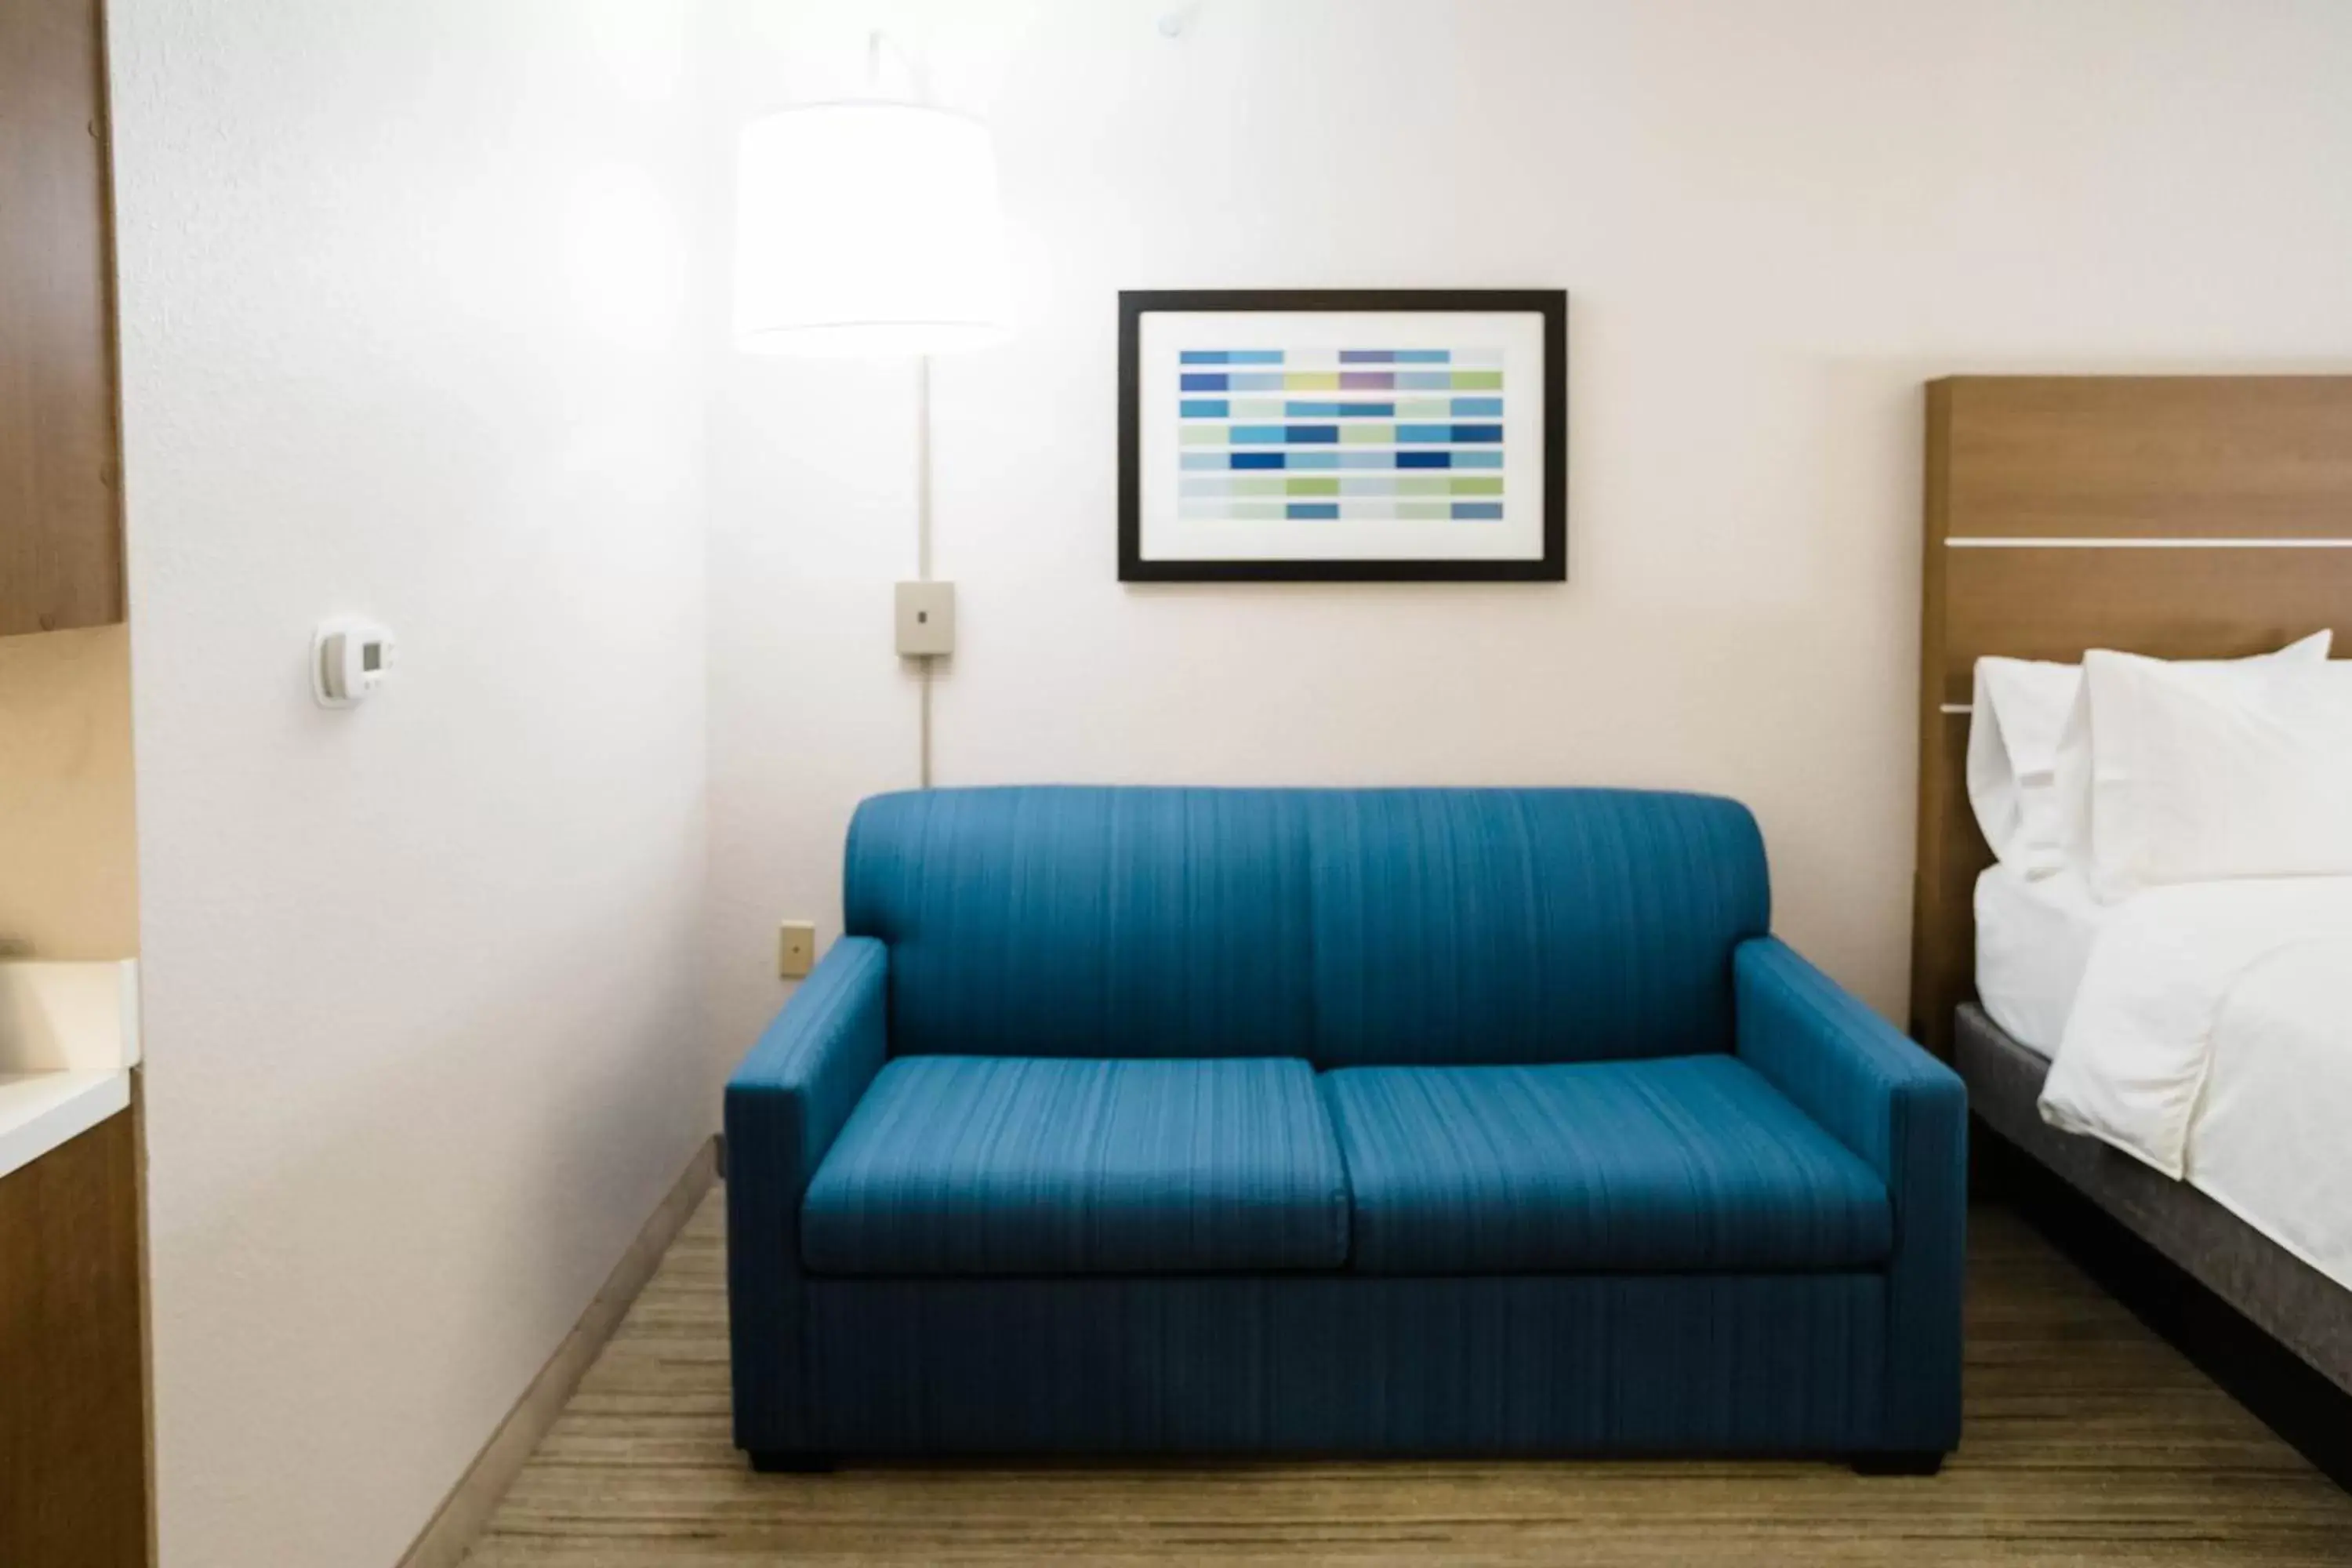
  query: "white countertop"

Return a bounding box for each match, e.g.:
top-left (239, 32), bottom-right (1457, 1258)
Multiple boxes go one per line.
top-left (0, 960), bottom-right (140, 1181)
top-left (0, 1070), bottom-right (130, 1180)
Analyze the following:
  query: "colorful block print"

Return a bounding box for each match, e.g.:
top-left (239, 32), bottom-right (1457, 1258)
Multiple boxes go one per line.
top-left (1176, 350), bottom-right (1506, 521)
top-left (1178, 449), bottom-right (1504, 471)
top-left (1180, 347), bottom-right (1503, 366)
top-left (1181, 369), bottom-right (1504, 392)
top-left (1121, 291), bottom-right (1563, 582)
top-left (1177, 499), bottom-right (1504, 521)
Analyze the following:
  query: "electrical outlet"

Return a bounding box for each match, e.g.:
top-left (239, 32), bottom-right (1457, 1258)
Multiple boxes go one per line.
top-left (778, 920), bottom-right (818, 979)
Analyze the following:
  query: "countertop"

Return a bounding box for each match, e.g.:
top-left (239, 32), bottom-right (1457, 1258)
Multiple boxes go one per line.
top-left (0, 960), bottom-right (139, 1181)
top-left (0, 1070), bottom-right (130, 1181)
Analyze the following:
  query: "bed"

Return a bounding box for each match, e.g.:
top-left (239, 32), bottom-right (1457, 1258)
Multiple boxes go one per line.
top-left (1909, 376), bottom-right (2352, 1480)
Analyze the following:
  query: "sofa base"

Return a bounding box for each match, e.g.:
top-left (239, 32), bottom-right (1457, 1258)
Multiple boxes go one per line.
top-left (731, 1270), bottom-right (1955, 1460)
top-left (741, 1450), bottom-right (1952, 1474)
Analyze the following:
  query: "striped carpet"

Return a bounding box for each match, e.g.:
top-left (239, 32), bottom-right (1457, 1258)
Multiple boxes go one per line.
top-left (461, 1192), bottom-right (2352, 1566)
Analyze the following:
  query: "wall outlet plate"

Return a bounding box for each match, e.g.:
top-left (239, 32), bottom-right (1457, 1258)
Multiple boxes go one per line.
top-left (895, 581), bottom-right (955, 657)
top-left (778, 920), bottom-right (818, 979)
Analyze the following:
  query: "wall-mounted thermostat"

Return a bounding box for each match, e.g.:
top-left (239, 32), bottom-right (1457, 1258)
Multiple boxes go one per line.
top-left (312, 618), bottom-right (397, 708)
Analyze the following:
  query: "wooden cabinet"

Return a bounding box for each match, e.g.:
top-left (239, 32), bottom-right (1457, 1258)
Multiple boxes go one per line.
top-left (0, 0), bottom-right (125, 637)
top-left (0, 1109), bottom-right (149, 1567)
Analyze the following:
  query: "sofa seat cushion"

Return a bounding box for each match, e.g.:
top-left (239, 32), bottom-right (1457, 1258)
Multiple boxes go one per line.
top-left (1321, 1056), bottom-right (1892, 1274)
top-left (802, 1056), bottom-right (1351, 1276)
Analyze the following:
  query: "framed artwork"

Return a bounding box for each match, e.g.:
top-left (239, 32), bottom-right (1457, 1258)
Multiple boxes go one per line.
top-left (1118, 289), bottom-right (1566, 583)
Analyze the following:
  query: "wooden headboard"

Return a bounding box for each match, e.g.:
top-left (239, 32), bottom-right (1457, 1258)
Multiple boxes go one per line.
top-left (1910, 376), bottom-right (2352, 1055)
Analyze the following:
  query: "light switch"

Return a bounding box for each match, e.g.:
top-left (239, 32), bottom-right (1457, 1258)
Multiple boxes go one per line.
top-left (778, 921), bottom-right (817, 979)
top-left (895, 581), bottom-right (956, 656)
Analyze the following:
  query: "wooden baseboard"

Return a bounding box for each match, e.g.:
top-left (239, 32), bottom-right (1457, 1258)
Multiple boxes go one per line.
top-left (397, 1135), bottom-right (720, 1568)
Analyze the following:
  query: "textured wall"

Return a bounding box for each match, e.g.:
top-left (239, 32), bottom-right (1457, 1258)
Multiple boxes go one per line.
top-left (706, 0), bottom-right (2352, 1059)
top-left (105, 0), bottom-right (717, 1562)
top-left (0, 624), bottom-right (139, 958)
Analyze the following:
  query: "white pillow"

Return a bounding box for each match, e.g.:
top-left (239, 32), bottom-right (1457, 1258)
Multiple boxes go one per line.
top-left (1967, 631), bottom-right (2330, 877)
top-left (1967, 659), bottom-right (2083, 874)
top-left (2049, 631), bottom-right (2330, 888)
top-left (2085, 653), bottom-right (2352, 896)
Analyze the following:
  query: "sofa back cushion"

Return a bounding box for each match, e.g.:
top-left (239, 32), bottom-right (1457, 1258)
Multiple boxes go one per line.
top-left (844, 787), bottom-right (1318, 1060)
top-left (1304, 789), bottom-right (1769, 1065)
top-left (844, 786), bottom-right (1768, 1065)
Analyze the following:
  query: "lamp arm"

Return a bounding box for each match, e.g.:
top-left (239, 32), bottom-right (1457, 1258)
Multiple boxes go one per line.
top-left (865, 30), bottom-right (933, 106)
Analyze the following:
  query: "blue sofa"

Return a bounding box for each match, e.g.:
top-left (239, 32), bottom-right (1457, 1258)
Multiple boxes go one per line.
top-left (725, 787), bottom-right (1964, 1471)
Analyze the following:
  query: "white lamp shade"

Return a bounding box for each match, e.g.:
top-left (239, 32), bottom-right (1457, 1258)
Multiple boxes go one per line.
top-left (733, 102), bottom-right (1011, 357)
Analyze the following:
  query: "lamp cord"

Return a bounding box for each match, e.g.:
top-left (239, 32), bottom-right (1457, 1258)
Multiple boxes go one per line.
top-left (916, 353), bottom-right (935, 789)
top-left (878, 18), bottom-right (935, 790)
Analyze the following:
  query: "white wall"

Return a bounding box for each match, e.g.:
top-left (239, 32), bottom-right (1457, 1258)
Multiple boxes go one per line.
top-left (707, 0), bottom-right (2352, 1054)
top-left (0, 624), bottom-right (139, 958)
top-left (107, 1), bottom-right (718, 1563)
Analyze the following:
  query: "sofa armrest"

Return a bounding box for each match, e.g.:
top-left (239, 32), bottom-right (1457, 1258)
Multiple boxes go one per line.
top-left (723, 935), bottom-right (888, 1454)
top-left (1733, 938), bottom-right (1963, 1188)
top-left (726, 936), bottom-right (889, 1181)
top-left (1733, 935), bottom-right (1966, 1453)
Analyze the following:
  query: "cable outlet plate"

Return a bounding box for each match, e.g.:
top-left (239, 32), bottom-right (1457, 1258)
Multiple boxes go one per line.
top-left (895, 581), bottom-right (955, 656)
top-left (778, 921), bottom-right (817, 979)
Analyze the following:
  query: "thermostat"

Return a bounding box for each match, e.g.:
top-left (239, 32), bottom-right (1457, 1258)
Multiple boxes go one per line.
top-left (312, 618), bottom-right (397, 708)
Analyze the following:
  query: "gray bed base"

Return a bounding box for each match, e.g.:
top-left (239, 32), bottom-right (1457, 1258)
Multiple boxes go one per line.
top-left (1955, 1003), bottom-right (2352, 1398)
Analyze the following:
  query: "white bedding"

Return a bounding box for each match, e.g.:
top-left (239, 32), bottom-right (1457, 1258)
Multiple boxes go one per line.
top-left (1973, 863), bottom-right (2110, 1056)
top-left (2190, 937), bottom-right (2352, 1290)
top-left (2034, 877), bottom-right (2352, 1291)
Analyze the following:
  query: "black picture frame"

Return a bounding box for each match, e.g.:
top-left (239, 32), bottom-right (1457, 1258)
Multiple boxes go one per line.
top-left (1117, 289), bottom-right (1567, 583)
